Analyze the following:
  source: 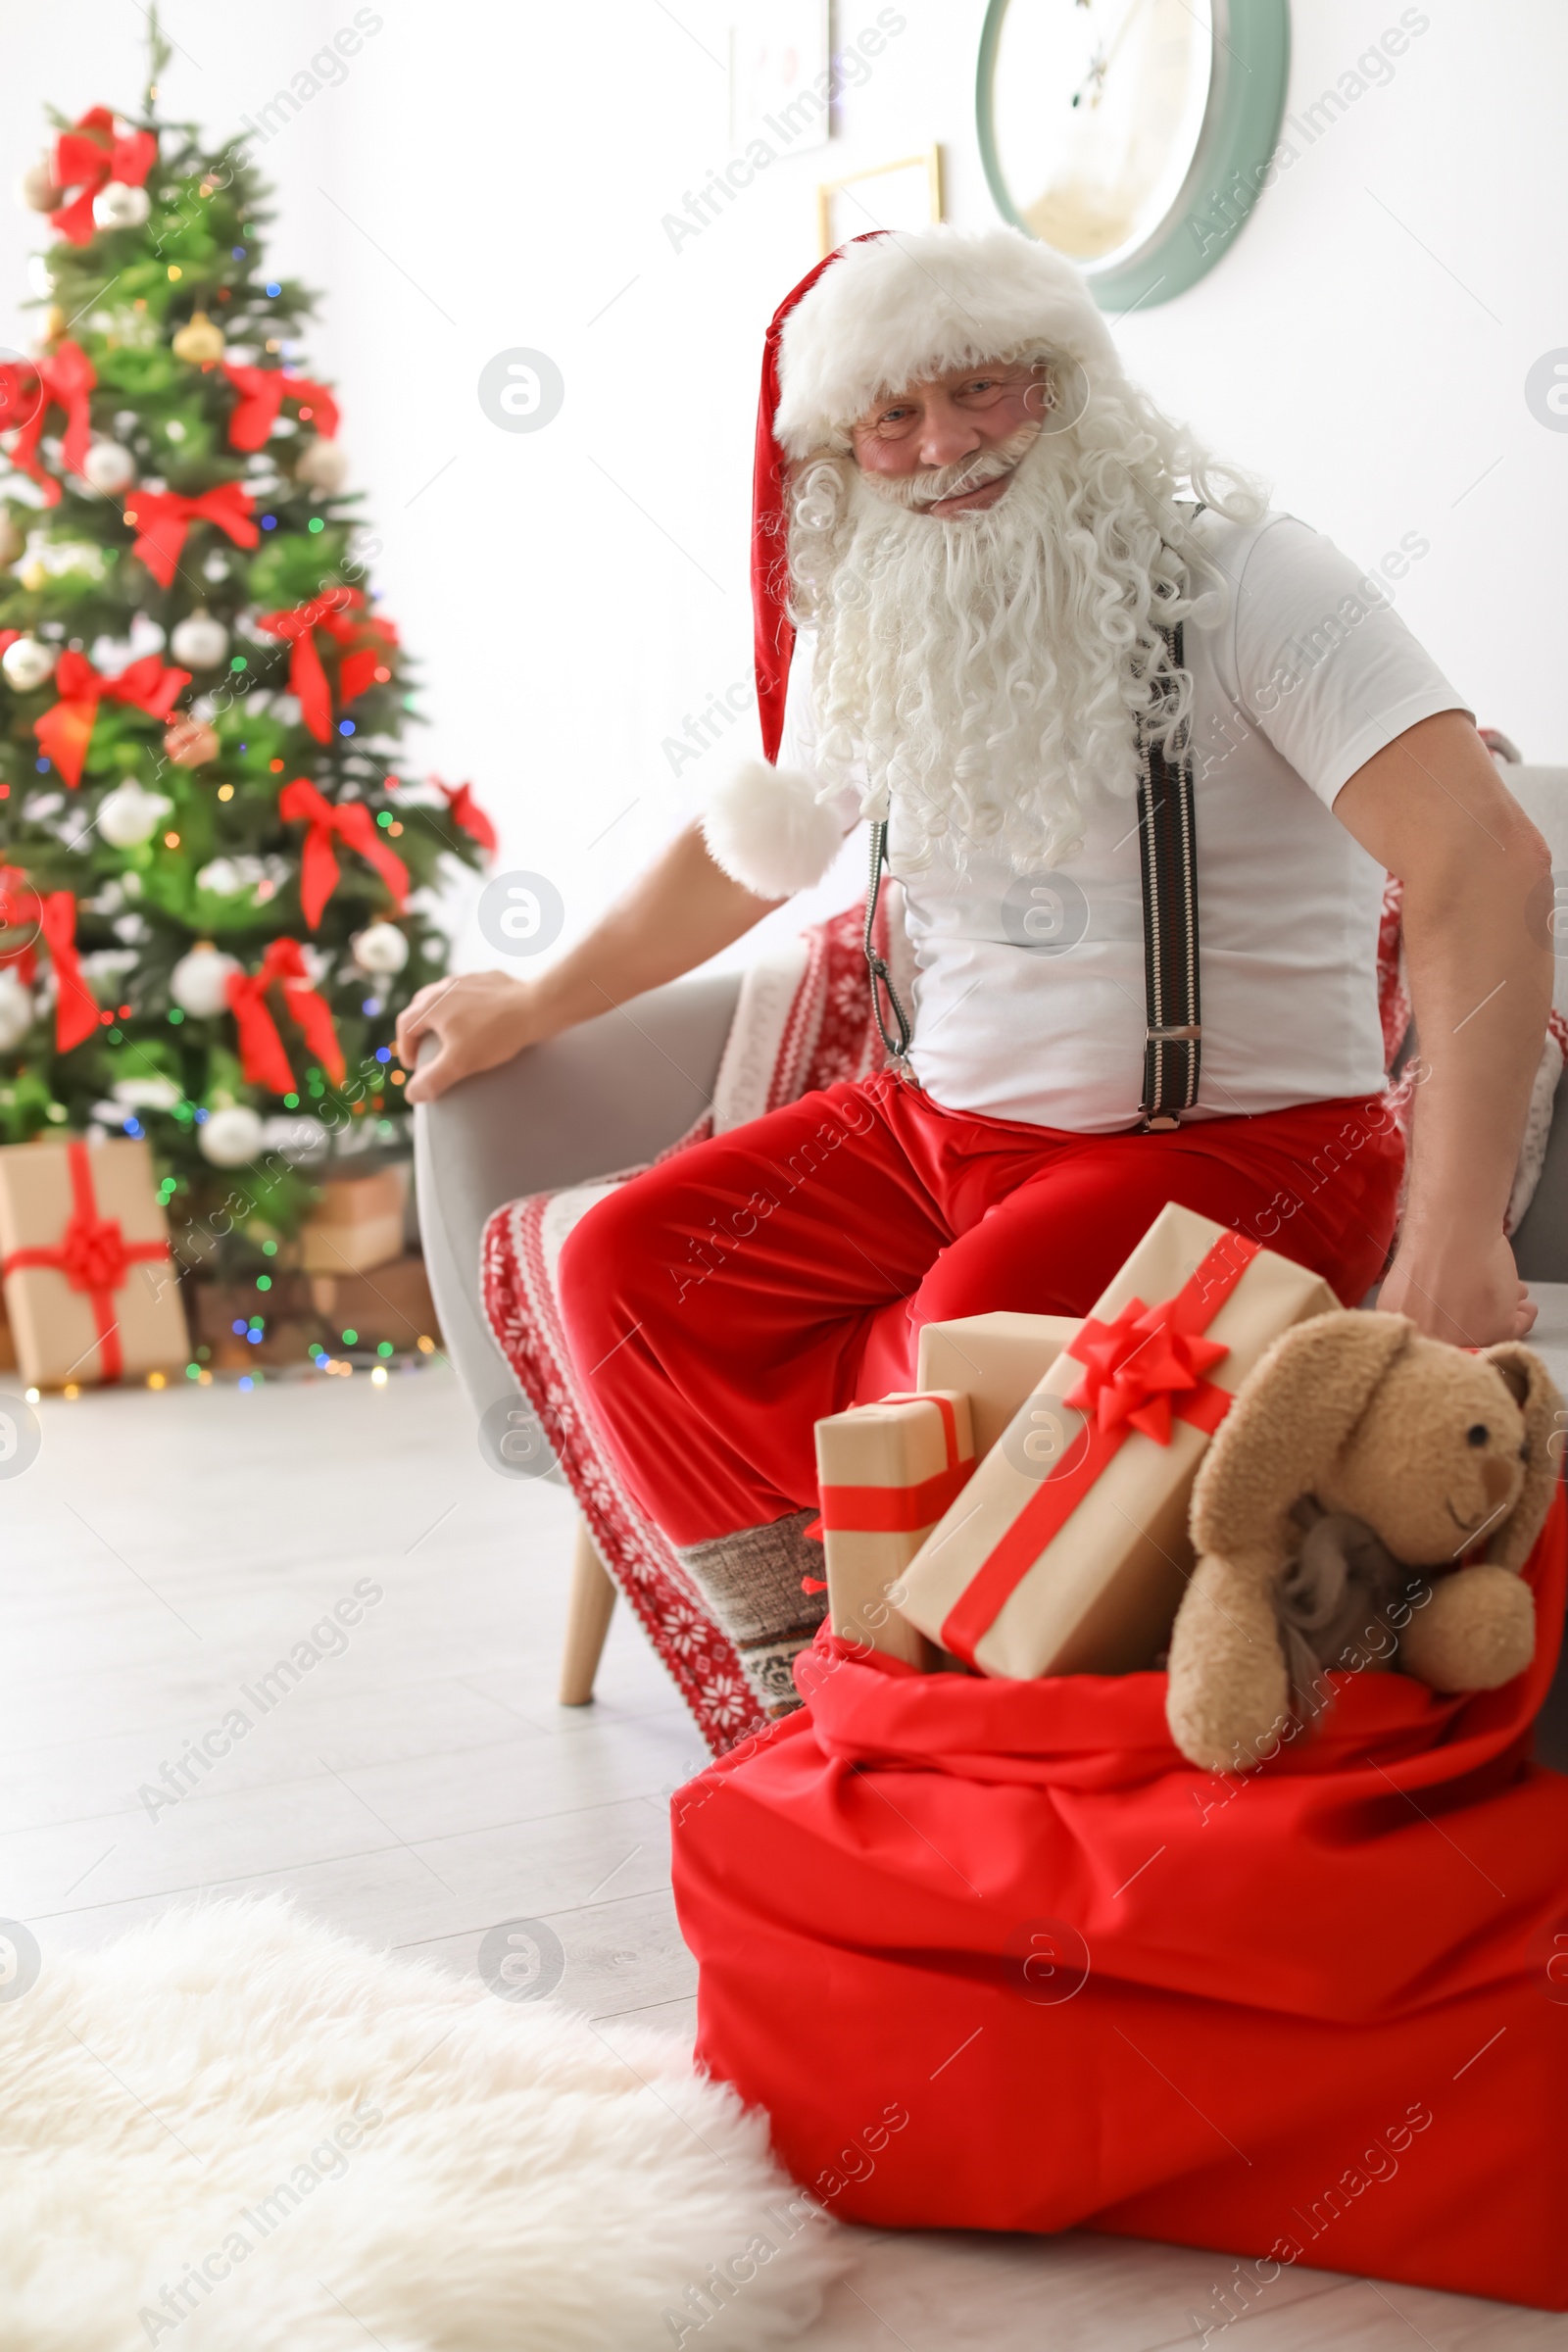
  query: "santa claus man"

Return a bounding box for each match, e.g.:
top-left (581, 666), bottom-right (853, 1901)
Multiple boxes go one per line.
top-left (400, 228), bottom-right (1550, 1718)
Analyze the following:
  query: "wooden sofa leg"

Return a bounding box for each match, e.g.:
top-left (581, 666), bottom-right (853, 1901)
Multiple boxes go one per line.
top-left (560, 1517), bottom-right (617, 1705)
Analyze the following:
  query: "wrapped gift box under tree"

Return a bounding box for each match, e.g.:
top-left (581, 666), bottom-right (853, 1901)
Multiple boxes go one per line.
top-left (0, 1136), bottom-right (187, 1387)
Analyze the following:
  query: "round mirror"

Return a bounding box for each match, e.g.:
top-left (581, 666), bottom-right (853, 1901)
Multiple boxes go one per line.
top-left (976, 0), bottom-right (1290, 312)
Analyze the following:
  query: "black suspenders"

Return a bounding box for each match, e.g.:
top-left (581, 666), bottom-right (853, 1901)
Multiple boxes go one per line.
top-left (861, 613), bottom-right (1201, 1128)
top-left (1136, 618), bottom-right (1202, 1129)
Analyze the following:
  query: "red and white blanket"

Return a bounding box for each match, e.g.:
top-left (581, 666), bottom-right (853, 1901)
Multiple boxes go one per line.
top-left (480, 874), bottom-right (1560, 1756)
top-left (481, 893), bottom-right (912, 1754)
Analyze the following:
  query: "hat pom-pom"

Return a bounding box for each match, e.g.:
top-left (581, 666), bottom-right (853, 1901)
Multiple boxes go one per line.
top-left (701, 760), bottom-right (844, 899)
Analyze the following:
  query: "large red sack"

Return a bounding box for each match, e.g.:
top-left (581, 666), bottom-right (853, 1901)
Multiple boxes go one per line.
top-left (672, 1487), bottom-right (1568, 2310)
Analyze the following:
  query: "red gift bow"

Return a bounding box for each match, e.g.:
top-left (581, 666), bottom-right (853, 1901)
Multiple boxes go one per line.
top-left (938, 1232), bottom-right (1261, 1669)
top-left (277, 776), bottom-right (410, 930)
top-left (123, 480), bottom-right (259, 590)
top-left (0, 867), bottom-right (100, 1052)
top-left (815, 1392), bottom-right (973, 1537)
top-left (34, 648), bottom-right (191, 789)
top-left (220, 363), bottom-right (341, 452)
top-left (226, 937), bottom-right (346, 1094)
top-left (256, 587), bottom-right (399, 745)
top-left (438, 778), bottom-right (498, 855)
top-left (0, 339), bottom-right (96, 506)
top-left (50, 106), bottom-right (157, 246)
top-left (1, 1137), bottom-right (170, 1383)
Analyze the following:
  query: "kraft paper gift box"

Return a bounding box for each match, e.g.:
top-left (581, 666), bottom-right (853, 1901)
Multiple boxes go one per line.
top-left (814, 1391), bottom-right (975, 1667)
top-left (0, 1136), bottom-right (187, 1387)
top-left (297, 1166), bottom-right (406, 1274)
top-left (917, 1312), bottom-right (1081, 1460)
top-left (895, 1204), bottom-right (1339, 1680)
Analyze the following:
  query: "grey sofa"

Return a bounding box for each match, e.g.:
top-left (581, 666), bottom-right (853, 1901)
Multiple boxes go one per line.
top-left (415, 775), bottom-right (1568, 1747)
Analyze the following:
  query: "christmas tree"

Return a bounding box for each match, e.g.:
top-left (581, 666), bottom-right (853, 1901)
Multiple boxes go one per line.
top-left (0, 23), bottom-right (492, 1290)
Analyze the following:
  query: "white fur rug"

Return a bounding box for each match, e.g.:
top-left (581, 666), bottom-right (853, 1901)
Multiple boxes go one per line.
top-left (0, 1898), bottom-right (844, 2351)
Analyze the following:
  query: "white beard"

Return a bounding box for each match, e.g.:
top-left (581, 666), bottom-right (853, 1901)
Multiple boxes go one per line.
top-left (788, 405), bottom-right (1221, 876)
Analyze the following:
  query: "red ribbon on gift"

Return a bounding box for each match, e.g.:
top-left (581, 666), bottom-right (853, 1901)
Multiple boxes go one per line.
top-left (1, 1137), bottom-right (169, 1383)
top-left (0, 865), bottom-right (102, 1052)
top-left (816, 1391), bottom-right (973, 1537)
top-left (33, 649), bottom-right (191, 788)
top-left (256, 587), bottom-right (399, 744)
top-left (437, 777), bottom-right (498, 855)
top-left (938, 1232), bottom-right (1261, 1669)
top-left (221, 363), bottom-right (341, 452)
top-left (0, 339), bottom-right (96, 506)
top-left (226, 937), bottom-right (346, 1094)
top-left (277, 777), bottom-right (410, 930)
top-left (50, 107), bottom-right (157, 246)
top-left (123, 481), bottom-right (259, 590)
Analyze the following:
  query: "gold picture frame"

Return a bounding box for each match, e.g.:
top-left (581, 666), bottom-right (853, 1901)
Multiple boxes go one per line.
top-left (816, 145), bottom-right (944, 258)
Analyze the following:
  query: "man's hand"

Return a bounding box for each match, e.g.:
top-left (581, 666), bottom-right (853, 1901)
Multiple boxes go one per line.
top-left (397, 971), bottom-right (544, 1103)
top-left (1379, 1229), bottom-right (1537, 1347)
top-left (1334, 712), bottom-right (1552, 1350)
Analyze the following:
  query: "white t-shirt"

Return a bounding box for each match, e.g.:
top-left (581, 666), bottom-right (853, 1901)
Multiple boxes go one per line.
top-left (780, 511), bottom-right (1468, 1133)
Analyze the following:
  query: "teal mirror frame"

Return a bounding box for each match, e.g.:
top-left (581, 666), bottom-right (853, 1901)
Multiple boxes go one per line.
top-left (976, 0), bottom-right (1292, 312)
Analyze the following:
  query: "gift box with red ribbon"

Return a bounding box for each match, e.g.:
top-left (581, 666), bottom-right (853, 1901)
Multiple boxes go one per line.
top-left (813, 1390), bottom-right (975, 1667)
top-left (0, 1137), bottom-right (188, 1387)
top-left (895, 1204), bottom-right (1339, 1680)
top-left (916, 1311), bottom-right (1081, 1461)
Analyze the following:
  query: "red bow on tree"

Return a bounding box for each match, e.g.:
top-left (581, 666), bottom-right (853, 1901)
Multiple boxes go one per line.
top-left (0, 1138), bottom-right (168, 1383)
top-left (50, 107), bottom-right (158, 247)
top-left (221, 363), bottom-right (341, 452)
top-left (0, 340), bottom-right (96, 506)
top-left (34, 649), bottom-right (191, 789)
top-left (277, 777), bottom-right (410, 931)
top-left (226, 937), bottom-right (346, 1094)
top-left (0, 866), bottom-right (99, 1051)
top-left (256, 587), bottom-right (398, 744)
top-left (437, 778), bottom-right (498, 855)
top-left (123, 481), bottom-right (259, 590)
top-left (1062, 1296), bottom-right (1234, 1446)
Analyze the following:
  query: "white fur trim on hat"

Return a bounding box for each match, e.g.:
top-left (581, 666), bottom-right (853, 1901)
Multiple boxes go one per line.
top-left (774, 225), bottom-right (1121, 460)
top-left (701, 761), bottom-right (844, 900)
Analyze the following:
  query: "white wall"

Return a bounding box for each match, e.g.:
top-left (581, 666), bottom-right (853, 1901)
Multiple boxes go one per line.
top-left (3, 1), bottom-right (1565, 979)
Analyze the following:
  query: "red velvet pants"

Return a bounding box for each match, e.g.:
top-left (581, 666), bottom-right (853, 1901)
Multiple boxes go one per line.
top-left (557, 1075), bottom-right (1404, 1547)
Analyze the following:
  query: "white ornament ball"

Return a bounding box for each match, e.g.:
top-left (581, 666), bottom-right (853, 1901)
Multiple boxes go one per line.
top-left (96, 777), bottom-right (172, 849)
top-left (92, 181), bottom-right (151, 232)
top-left (170, 609), bottom-right (228, 668)
top-left (80, 439), bottom-right (136, 496)
top-left (0, 969), bottom-right (34, 1051)
top-left (170, 944), bottom-right (241, 1019)
top-left (1, 636), bottom-right (55, 693)
top-left (18, 156), bottom-right (59, 214)
top-left (295, 437), bottom-right (349, 493)
top-left (198, 1103), bottom-right (265, 1168)
top-left (351, 921), bottom-right (410, 976)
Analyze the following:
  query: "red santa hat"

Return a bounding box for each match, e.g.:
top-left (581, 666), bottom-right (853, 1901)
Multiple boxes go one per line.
top-left (702, 225), bottom-right (1120, 900)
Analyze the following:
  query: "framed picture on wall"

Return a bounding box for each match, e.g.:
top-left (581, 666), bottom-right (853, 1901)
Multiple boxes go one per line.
top-left (817, 146), bottom-right (945, 256)
top-left (730, 1), bottom-right (832, 156)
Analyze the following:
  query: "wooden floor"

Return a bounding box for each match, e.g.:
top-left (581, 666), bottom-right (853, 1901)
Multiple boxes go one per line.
top-left (5, 1358), bottom-right (1563, 2350)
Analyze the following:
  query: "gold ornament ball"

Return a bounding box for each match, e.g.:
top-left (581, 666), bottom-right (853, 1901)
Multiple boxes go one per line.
top-left (18, 156), bottom-right (59, 213)
top-left (165, 716), bottom-right (220, 768)
top-left (42, 306), bottom-right (66, 345)
top-left (172, 310), bottom-right (225, 366)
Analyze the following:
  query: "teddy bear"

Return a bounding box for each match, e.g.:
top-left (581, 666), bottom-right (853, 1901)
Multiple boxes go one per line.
top-left (1165, 1310), bottom-right (1562, 1773)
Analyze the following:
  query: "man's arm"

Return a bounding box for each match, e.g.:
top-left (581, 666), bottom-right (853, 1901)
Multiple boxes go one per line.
top-left (398, 820), bottom-right (783, 1102)
top-left (1333, 710), bottom-right (1552, 1345)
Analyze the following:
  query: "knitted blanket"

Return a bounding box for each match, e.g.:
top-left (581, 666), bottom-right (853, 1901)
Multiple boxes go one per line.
top-left (480, 895), bottom-right (908, 1755)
